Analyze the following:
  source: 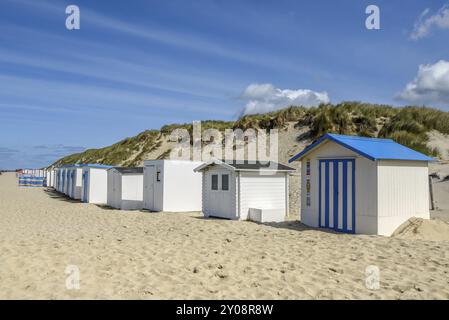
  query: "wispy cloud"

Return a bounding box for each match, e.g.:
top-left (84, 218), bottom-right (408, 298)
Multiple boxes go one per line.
top-left (0, 147), bottom-right (20, 158)
top-left (33, 144), bottom-right (85, 153)
top-left (0, 74), bottom-right (235, 117)
top-left (7, 0), bottom-right (324, 78)
top-left (0, 144), bottom-right (87, 169)
top-left (410, 4), bottom-right (449, 40)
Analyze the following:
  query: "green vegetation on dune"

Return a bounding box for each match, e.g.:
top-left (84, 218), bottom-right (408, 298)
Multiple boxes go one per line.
top-left (53, 130), bottom-right (160, 167)
top-left (160, 120), bottom-right (235, 135)
top-left (52, 102), bottom-right (449, 167)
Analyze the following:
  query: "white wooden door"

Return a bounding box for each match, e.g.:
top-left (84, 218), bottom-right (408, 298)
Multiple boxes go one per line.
top-left (144, 166), bottom-right (155, 210)
top-left (208, 173), bottom-right (233, 219)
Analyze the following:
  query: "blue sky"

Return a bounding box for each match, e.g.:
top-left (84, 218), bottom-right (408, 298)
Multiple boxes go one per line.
top-left (1, 0), bottom-right (449, 169)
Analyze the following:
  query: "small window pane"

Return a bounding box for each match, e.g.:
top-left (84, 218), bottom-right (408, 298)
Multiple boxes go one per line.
top-left (211, 175), bottom-right (218, 190)
top-left (222, 174), bottom-right (229, 190)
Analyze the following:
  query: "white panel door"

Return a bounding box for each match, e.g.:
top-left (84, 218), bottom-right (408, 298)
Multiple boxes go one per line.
top-left (144, 166), bottom-right (155, 210)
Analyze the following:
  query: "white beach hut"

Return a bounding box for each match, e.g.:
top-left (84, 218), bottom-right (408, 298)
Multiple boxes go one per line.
top-left (68, 165), bottom-right (83, 199)
top-left (194, 160), bottom-right (295, 222)
top-left (56, 168), bottom-right (63, 192)
top-left (64, 167), bottom-right (71, 195)
top-left (143, 160), bottom-right (203, 212)
top-left (51, 169), bottom-right (56, 187)
top-left (59, 167), bottom-right (69, 194)
top-left (81, 164), bottom-right (113, 204)
top-left (289, 133), bottom-right (434, 236)
top-left (66, 167), bottom-right (74, 196)
top-left (107, 167), bottom-right (144, 210)
top-left (45, 169), bottom-right (55, 187)
top-left (54, 168), bottom-right (60, 191)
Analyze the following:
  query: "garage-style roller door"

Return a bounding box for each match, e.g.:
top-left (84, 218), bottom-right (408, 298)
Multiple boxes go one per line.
top-left (319, 159), bottom-right (355, 233)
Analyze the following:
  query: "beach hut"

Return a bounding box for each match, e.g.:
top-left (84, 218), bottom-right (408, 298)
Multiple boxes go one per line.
top-left (55, 168), bottom-right (63, 192)
top-left (81, 164), bottom-right (113, 204)
top-left (143, 160), bottom-right (203, 212)
top-left (57, 168), bottom-right (65, 193)
top-left (50, 169), bottom-right (56, 187)
top-left (63, 168), bottom-right (71, 194)
top-left (289, 133), bottom-right (434, 236)
top-left (107, 167), bottom-right (144, 210)
top-left (54, 168), bottom-right (59, 190)
top-left (67, 165), bottom-right (83, 199)
top-left (45, 169), bottom-right (54, 187)
top-left (194, 160), bottom-right (295, 222)
top-left (66, 167), bottom-right (73, 195)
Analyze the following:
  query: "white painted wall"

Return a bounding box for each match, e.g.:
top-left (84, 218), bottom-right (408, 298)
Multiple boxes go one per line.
top-left (46, 170), bottom-right (55, 187)
top-left (55, 169), bottom-right (59, 191)
top-left (67, 168), bottom-right (73, 197)
top-left (69, 168), bottom-right (83, 200)
top-left (143, 160), bottom-right (203, 212)
top-left (82, 167), bottom-right (109, 204)
top-left (377, 160), bottom-right (430, 236)
top-left (63, 169), bottom-right (70, 194)
top-left (121, 175), bottom-right (143, 210)
top-left (107, 170), bottom-right (120, 209)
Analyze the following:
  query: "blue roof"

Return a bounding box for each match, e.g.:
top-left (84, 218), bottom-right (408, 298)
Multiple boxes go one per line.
top-left (57, 163), bottom-right (113, 169)
top-left (289, 133), bottom-right (435, 162)
top-left (80, 163), bottom-right (114, 169)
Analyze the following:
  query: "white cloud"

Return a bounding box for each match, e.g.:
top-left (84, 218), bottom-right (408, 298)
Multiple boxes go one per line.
top-left (410, 4), bottom-right (449, 40)
top-left (397, 60), bottom-right (449, 105)
top-left (240, 83), bottom-right (330, 115)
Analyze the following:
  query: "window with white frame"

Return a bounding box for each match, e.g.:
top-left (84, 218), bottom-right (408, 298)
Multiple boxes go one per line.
top-left (211, 174), bottom-right (218, 190)
top-left (221, 174), bottom-right (229, 190)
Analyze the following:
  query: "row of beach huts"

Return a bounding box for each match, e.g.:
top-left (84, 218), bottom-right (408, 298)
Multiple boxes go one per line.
top-left (17, 134), bottom-right (435, 236)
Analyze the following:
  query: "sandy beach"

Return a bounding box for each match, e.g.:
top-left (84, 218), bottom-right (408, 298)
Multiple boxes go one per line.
top-left (1, 172), bottom-right (449, 300)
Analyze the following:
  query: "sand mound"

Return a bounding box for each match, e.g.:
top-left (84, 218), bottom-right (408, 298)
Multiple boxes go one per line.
top-left (392, 218), bottom-right (449, 241)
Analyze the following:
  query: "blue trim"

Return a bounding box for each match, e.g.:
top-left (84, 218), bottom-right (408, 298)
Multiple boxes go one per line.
top-left (71, 170), bottom-right (76, 197)
top-left (318, 161), bottom-right (322, 228)
top-left (342, 161), bottom-right (348, 232)
top-left (61, 170), bottom-right (66, 192)
top-left (289, 134), bottom-right (330, 163)
top-left (333, 161), bottom-right (339, 229)
top-left (80, 164), bottom-right (113, 169)
top-left (324, 161), bottom-right (329, 228)
top-left (352, 159), bottom-right (356, 234)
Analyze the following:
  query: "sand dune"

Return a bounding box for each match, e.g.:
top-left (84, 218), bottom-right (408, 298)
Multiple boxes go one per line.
top-left (392, 218), bottom-right (449, 241)
top-left (0, 172), bottom-right (449, 299)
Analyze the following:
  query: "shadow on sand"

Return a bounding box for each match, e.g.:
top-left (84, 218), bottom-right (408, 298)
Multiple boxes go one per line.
top-left (43, 188), bottom-right (80, 203)
top-left (95, 204), bottom-right (117, 210)
top-left (193, 214), bottom-right (343, 235)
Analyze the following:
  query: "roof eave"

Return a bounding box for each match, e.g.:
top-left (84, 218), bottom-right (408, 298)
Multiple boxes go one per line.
top-left (289, 134), bottom-right (378, 162)
top-left (194, 160), bottom-right (236, 172)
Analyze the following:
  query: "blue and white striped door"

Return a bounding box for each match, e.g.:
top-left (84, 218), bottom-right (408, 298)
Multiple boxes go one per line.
top-left (319, 159), bottom-right (355, 233)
